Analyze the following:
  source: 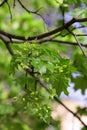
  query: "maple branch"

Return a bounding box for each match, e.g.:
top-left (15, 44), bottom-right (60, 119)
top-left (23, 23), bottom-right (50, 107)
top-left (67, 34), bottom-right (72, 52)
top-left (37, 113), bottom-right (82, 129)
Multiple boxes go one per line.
top-left (0, 17), bottom-right (87, 42)
top-left (0, 1), bottom-right (87, 127)
top-left (1, 38), bottom-right (86, 126)
top-left (0, 34), bottom-right (14, 55)
top-left (38, 39), bottom-right (87, 47)
top-left (25, 68), bottom-right (87, 128)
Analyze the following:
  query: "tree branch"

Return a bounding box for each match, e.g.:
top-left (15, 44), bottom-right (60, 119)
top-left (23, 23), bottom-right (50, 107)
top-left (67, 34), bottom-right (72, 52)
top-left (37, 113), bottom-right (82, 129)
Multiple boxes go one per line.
top-left (38, 39), bottom-right (87, 47)
top-left (18, 0), bottom-right (46, 24)
top-left (67, 29), bottom-right (87, 57)
top-left (6, 0), bottom-right (12, 20)
top-left (25, 67), bottom-right (87, 128)
top-left (0, 0), bottom-right (7, 7)
top-left (0, 1), bottom-right (87, 127)
top-left (0, 34), bottom-right (14, 56)
top-left (4, 42), bottom-right (14, 56)
top-left (0, 18), bottom-right (87, 42)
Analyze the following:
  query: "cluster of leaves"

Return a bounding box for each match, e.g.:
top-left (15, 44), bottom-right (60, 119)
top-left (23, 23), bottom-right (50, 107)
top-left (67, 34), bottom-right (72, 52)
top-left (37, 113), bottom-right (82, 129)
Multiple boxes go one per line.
top-left (10, 43), bottom-right (74, 96)
top-left (76, 106), bottom-right (87, 116)
top-left (0, 0), bottom-right (87, 130)
top-left (8, 42), bottom-right (74, 126)
top-left (71, 53), bottom-right (87, 94)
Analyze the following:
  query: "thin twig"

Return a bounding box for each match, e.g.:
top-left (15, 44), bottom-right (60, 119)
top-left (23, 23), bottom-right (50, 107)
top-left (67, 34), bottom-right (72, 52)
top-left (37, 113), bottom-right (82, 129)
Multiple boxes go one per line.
top-left (67, 29), bottom-right (87, 57)
top-left (76, 34), bottom-right (87, 36)
top-left (1, 33), bottom-right (87, 48)
top-left (6, 1), bottom-right (12, 20)
top-left (4, 42), bottom-right (14, 56)
top-left (38, 39), bottom-right (87, 47)
top-left (60, 4), bottom-right (65, 25)
top-left (0, 0), bottom-right (7, 7)
top-left (74, 34), bottom-right (87, 57)
top-left (18, 0), bottom-right (46, 25)
top-left (54, 96), bottom-right (87, 128)
top-left (26, 67), bottom-right (87, 128)
top-left (0, 17), bottom-right (87, 42)
top-left (0, 34), bottom-right (14, 56)
top-left (13, 0), bottom-right (16, 8)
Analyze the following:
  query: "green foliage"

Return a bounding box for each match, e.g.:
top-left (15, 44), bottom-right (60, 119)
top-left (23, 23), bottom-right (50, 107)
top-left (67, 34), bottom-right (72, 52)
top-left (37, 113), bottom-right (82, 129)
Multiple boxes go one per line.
top-left (81, 127), bottom-right (87, 130)
top-left (72, 75), bottom-right (87, 94)
top-left (73, 53), bottom-right (87, 75)
top-left (0, 0), bottom-right (87, 130)
top-left (10, 43), bottom-right (74, 96)
top-left (76, 106), bottom-right (87, 116)
top-left (71, 53), bottom-right (87, 94)
top-left (0, 104), bottom-right (15, 115)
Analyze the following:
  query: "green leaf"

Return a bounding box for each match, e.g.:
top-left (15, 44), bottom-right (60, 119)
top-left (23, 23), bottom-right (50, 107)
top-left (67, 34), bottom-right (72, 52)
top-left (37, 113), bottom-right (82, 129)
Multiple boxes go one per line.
top-left (50, 74), bottom-right (69, 96)
top-left (55, 0), bottom-right (63, 4)
top-left (73, 53), bottom-right (87, 75)
top-left (81, 127), bottom-right (87, 130)
top-left (0, 104), bottom-right (15, 115)
top-left (72, 75), bottom-right (87, 94)
top-left (39, 66), bottom-right (46, 75)
top-left (76, 106), bottom-right (87, 116)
